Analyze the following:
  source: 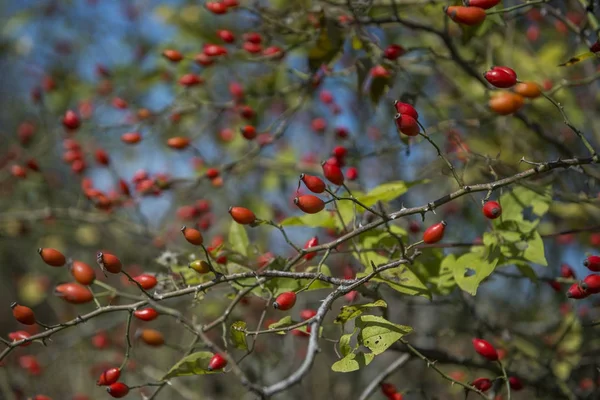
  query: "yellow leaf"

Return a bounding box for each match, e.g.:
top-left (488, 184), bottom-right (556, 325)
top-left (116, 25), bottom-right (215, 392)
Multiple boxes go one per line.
top-left (559, 51), bottom-right (597, 67)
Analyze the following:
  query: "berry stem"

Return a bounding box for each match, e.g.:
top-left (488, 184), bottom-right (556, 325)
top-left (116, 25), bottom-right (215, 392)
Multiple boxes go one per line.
top-left (497, 360), bottom-right (511, 400)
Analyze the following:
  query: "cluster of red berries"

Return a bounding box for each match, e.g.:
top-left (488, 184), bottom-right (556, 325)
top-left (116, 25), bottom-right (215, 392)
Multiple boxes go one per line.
top-left (470, 339), bottom-right (524, 392)
top-left (393, 101), bottom-right (420, 137)
top-left (566, 255), bottom-right (600, 299)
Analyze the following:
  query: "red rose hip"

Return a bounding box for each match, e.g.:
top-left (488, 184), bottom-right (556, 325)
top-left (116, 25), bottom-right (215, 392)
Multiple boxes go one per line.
top-left (482, 201), bottom-right (502, 219)
top-left (472, 338), bottom-right (499, 361)
top-left (273, 291), bottom-right (297, 310)
top-left (422, 221), bottom-right (446, 244)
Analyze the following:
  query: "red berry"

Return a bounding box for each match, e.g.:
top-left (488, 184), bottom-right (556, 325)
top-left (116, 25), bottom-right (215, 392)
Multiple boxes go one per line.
top-left (242, 41), bottom-right (262, 53)
top-left (162, 49), bottom-right (184, 62)
top-left (393, 102), bottom-right (418, 119)
top-left (319, 90), bottom-right (333, 104)
top-left (54, 283), bottom-right (94, 304)
top-left (422, 221), bottom-right (446, 244)
top-left (508, 376), bottom-right (524, 391)
top-left (167, 137), bottom-right (191, 150)
top-left (548, 280), bottom-right (562, 292)
top-left (27, 159), bottom-right (40, 172)
top-left (394, 114), bottom-right (420, 136)
top-left (300, 174), bottom-right (326, 193)
top-left (179, 73), bottom-right (204, 87)
top-left (241, 125), bottom-right (257, 140)
top-left (108, 98), bottom-right (127, 112)
top-left (332, 145), bottom-right (348, 159)
top-left (181, 226), bottom-right (204, 245)
top-left (121, 132), bottom-right (142, 144)
top-left (229, 206), bottom-right (256, 224)
top-left (204, 44), bottom-right (228, 57)
top-left (19, 354), bottom-right (42, 374)
top-left (346, 167), bottom-right (358, 181)
top-left (107, 382), bottom-right (129, 398)
top-left (300, 309), bottom-right (317, 320)
top-left (70, 261), bottom-right (96, 285)
top-left (584, 255), bottom-right (600, 271)
top-left (206, 1), bottom-right (227, 14)
top-left (465, 0), bottom-right (500, 9)
top-left (11, 165), bottom-right (27, 178)
top-left (472, 338), bottom-right (499, 361)
top-left (26, 160), bottom-right (40, 171)
top-left (18, 121), bottom-right (36, 144)
top-left (206, 168), bottom-right (220, 179)
top-left (560, 264), bottom-right (575, 279)
top-left (484, 66), bottom-right (518, 88)
top-left (311, 117), bottom-right (327, 133)
top-left (471, 377), bottom-right (492, 392)
top-left (138, 328), bottom-right (164, 346)
top-left (274, 291), bottom-right (297, 310)
top-left (370, 65), bottom-right (390, 78)
top-left (322, 160), bottom-right (344, 186)
top-left (582, 274), bottom-right (600, 294)
top-left (384, 44), bottom-right (405, 60)
top-left (194, 53), bottom-right (214, 66)
top-left (446, 6), bottom-right (487, 26)
top-left (133, 274), bottom-right (158, 290)
top-left (38, 248), bottom-right (66, 267)
top-left (207, 353), bottom-right (227, 371)
top-left (591, 40), bottom-right (600, 53)
top-left (482, 201), bottom-right (502, 219)
top-left (244, 32), bottom-right (262, 44)
top-left (381, 382), bottom-right (397, 396)
top-left (567, 282), bottom-right (588, 299)
top-left (92, 331), bottom-right (110, 349)
top-left (238, 105), bottom-right (255, 120)
top-left (97, 252), bottom-right (122, 274)
top-left (294, 195), bottom-right (325, 214)
top-left (9, 330), bottom-right (32, 346)
top-left (303, 236), bottom-right (319, 261)
top-left (95, 149), bottom-right (110, 166)
top-left (97, 368), bottom-right (121, 386)
top-left (134, 307), bottom-right (159, 321)
top-left (217, 29), bottom-right (235, 43)
top-left (263, 46), bottom-right (284, 59)
top-left (62, 110), bottom-right (81, 130)
top-left (11, 303), bottom-right (36, 325)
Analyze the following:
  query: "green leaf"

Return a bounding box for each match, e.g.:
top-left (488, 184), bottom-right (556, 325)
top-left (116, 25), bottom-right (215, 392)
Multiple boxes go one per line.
top-left (492, 221), bottom-right (548, 267)
top-left (499, 186), bottom-right (552, 222)
top-left (371, 265), bottom-right (431, 299)
top-left (334, 300), bottom-right (387, 324)
top-left (451, 246), bottom-right (500, 296)
top-left (228, 221), bottom-right (249, 257)
top-left (331, 352), bottom-right (375, 372)
top-left (162, 352), bottom-right (221, 380)
top-left (356, 315), bottom-right (412, 355)
top-left (230, 321), bottom-right (248, 351)
top-left (418, 250), bottom-right (456, 295)
top-left (356, 180), bottom-right (429, 208)
top-left (268, 316), bottom-right (294, 334)
top-left (339, 328), bottom-right (358, 356)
